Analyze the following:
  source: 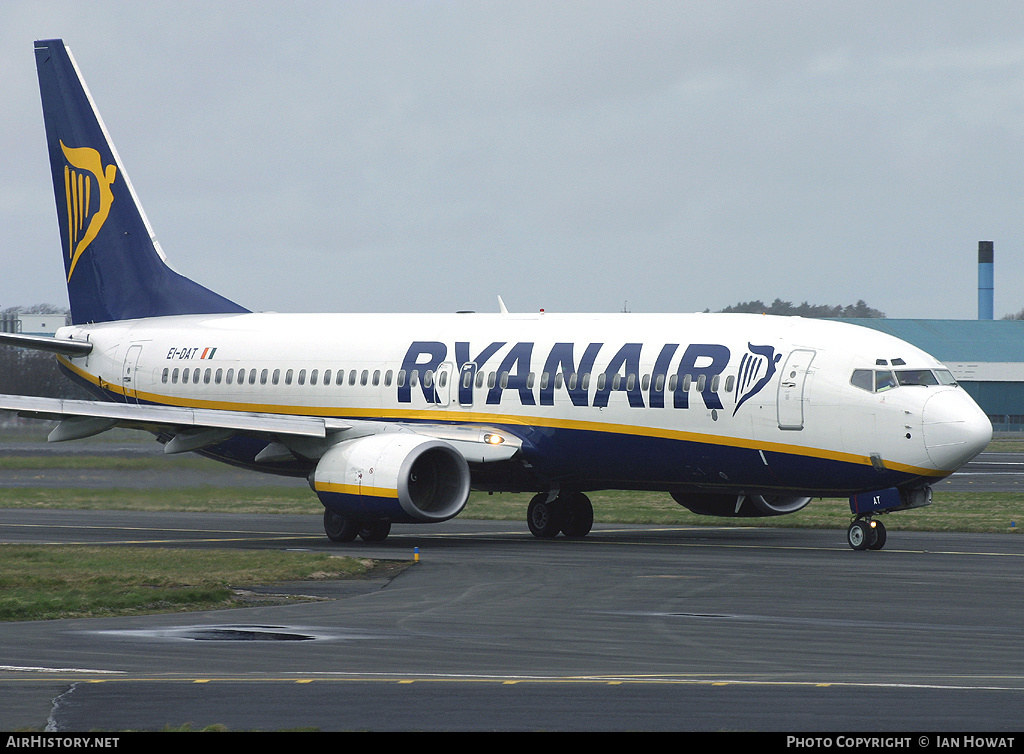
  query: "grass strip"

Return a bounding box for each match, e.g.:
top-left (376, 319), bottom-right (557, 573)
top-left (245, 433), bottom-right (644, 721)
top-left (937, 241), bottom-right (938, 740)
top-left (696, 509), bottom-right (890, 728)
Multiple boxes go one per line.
top-left (0, 486), bottom-right (1020, 533)
top-left (0, 546), bottom-right (382, 621)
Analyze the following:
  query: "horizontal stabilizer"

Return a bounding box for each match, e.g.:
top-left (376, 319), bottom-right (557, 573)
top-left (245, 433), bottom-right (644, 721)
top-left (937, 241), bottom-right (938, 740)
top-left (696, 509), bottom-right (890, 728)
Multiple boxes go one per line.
top-left (0, 332), bottom-right (92, 356)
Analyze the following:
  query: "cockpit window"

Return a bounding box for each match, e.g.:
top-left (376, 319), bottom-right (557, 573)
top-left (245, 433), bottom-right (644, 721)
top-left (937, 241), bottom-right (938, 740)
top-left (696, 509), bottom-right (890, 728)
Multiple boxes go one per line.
top-left (850, 369), bottom-right (873, 391)
top-left (874, 370), bottom-right (896, 392)
top-left (851, 368), bottom-right (958, 393)
top-left (895, 369), bottom-right (939, 386)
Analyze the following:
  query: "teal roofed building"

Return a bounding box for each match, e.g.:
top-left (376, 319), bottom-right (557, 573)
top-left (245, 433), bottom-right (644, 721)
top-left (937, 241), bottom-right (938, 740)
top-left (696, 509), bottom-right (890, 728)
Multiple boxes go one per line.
top-left (844, 319), bottom-right (1024, 431)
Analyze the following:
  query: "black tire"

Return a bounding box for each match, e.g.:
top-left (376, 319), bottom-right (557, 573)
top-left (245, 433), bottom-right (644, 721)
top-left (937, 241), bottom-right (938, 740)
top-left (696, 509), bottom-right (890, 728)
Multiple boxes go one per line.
top-left (324, 509), bottom-right (359, 542)
top-left (847, 520), bottom-right (871, 551)
top-left (527, 493), bottom-right (563, 538)
top-left (867, 520), bottom-right (887, 550)
top-left (560, 492), bottom-right (593, 538)
top-left (359, 519), bottom-right (392, 542)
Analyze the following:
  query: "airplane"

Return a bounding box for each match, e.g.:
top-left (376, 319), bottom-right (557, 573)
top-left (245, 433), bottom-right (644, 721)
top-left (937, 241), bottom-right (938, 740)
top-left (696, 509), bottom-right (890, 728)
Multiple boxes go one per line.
top-left (0, 39), bottom-right (992, 551)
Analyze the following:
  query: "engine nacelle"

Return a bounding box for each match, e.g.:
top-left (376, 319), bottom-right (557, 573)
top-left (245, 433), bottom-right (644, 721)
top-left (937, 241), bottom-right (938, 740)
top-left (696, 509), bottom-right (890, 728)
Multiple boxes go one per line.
top-left (312, 434), bottom-right (470, 523)
top-left (671, 492), bottom-right (812, 518)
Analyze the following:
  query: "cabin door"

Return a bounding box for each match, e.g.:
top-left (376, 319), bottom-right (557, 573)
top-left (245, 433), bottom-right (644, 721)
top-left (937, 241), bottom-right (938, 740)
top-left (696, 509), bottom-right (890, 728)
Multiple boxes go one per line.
top-left (121, 345), bottom-right (144, 404)
top-left (777, 349), bottom-right (815, 430)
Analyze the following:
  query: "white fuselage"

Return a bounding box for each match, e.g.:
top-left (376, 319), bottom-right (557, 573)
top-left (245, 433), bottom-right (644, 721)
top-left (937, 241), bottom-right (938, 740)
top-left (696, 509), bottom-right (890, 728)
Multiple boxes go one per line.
top-left (53, 311), bottom-right (992, 496)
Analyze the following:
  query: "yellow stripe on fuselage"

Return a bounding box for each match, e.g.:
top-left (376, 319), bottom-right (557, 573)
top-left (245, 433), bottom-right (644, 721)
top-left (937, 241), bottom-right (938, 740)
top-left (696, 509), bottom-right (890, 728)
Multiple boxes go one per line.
top-left (56, 356), bottom-right (947, 478)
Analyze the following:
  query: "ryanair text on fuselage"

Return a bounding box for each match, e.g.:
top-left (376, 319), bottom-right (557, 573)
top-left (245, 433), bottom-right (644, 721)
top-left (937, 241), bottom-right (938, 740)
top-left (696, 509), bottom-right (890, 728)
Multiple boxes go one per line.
top-left (397, 340), bottom-right (777, 412)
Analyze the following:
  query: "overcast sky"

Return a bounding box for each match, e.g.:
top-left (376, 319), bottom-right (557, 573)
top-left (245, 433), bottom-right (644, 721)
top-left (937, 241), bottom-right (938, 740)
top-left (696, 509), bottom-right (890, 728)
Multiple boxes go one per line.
top-left (2, 1), bottom-right (1023, 319)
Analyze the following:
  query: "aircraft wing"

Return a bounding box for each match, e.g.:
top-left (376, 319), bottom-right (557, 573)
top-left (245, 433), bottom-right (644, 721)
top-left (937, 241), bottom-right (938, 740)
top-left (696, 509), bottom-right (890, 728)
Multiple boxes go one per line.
top-left (0, 393), bottom-right (521, 461)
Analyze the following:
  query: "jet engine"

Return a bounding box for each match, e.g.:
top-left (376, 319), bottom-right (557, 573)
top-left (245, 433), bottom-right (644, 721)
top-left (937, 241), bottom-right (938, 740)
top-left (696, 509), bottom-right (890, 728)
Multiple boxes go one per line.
top-left (671, 491), bottom-right (812, 518)
top-left (312, 433), bottom-right (470, 523)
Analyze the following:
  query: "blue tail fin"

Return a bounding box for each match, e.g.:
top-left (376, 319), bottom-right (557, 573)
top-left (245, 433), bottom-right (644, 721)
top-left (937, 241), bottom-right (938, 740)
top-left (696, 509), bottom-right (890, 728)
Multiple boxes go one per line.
top-left (34, 39), bottom-right (249, 325)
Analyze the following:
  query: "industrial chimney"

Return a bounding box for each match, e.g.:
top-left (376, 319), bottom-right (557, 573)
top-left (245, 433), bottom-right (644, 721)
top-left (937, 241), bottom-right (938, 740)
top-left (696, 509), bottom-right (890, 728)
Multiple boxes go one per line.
top-left (978, 241), bottom-right (994, 320)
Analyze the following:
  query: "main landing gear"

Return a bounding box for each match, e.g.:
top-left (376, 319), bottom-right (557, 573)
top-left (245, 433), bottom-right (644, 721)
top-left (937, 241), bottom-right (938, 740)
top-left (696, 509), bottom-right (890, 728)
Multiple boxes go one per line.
top-left (527, 491), bottom-right (594, 539)
top-left (847, 517), bottom-right (887, 551)
top-left (323, 509), bottom-right (392, 543)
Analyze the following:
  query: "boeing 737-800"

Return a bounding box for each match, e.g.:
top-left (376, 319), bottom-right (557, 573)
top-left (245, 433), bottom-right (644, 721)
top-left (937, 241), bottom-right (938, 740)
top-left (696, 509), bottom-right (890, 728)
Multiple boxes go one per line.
top-left (0, 40), bottom-right (992, 550)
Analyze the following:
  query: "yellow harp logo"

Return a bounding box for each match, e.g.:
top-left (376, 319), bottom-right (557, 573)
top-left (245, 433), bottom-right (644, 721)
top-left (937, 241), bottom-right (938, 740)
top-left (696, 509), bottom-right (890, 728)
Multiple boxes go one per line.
top-left (60, 141), bottom-right (117, 281)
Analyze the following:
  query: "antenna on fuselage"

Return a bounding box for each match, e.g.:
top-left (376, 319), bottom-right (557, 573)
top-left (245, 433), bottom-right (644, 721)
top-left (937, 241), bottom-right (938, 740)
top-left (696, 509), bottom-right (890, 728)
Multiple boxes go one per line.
top-left (498, 296), bottom-right (509, 315)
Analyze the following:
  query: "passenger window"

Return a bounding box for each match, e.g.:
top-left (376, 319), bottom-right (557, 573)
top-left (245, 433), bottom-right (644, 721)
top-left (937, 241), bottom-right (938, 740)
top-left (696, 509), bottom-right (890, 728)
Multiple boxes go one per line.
top-left (310, 369), bottom-right (318, 385)
top-left (161, 368), bottom-right (169, 384)
top-left (260, 369), bottom-right (268, 385)
top-left (215, 368), bottom-right (223, 384)
top-left (298, 369), bottom-right (306, 385)
top-left (171, 368), bottom-right (179, 384)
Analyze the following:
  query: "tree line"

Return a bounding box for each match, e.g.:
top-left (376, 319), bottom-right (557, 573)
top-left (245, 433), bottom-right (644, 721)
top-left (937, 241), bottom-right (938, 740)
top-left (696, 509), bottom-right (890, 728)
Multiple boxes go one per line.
top-left (714, 299), bottom-right (886, 318)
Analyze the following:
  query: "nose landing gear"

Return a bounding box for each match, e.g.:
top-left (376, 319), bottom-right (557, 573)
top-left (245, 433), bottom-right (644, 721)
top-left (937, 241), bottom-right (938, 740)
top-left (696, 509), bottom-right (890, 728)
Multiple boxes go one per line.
top-left (847, 485), bottom-right (930, 551)
top-left (847, 518), bottom-right (887, 551)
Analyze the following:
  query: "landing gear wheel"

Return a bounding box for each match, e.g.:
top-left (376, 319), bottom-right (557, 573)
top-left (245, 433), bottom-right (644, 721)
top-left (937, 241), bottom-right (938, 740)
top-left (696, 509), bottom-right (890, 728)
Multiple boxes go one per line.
top-left (867, 520), bottom-right (887, 550)
top-left (359, 519), bottom-right (392, 542)
top-left (560, 492), bottom-right (593, 539)
top-left (527, 493), bottom-right (564, 539)
top-left (324, 510), bottom-right (359, 543)
top-left (847, 520), bottom-right (871, 551)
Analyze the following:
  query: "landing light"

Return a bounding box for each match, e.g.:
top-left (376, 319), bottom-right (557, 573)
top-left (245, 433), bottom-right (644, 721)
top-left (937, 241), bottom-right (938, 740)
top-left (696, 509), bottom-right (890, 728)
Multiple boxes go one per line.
top-left (484, 433), bottom-right (505, 445)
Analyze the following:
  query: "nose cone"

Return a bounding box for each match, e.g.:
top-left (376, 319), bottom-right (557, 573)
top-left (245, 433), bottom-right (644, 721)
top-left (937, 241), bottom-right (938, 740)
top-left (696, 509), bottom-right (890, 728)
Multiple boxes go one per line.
top-left (922, 389), bottom-right (992, 470)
